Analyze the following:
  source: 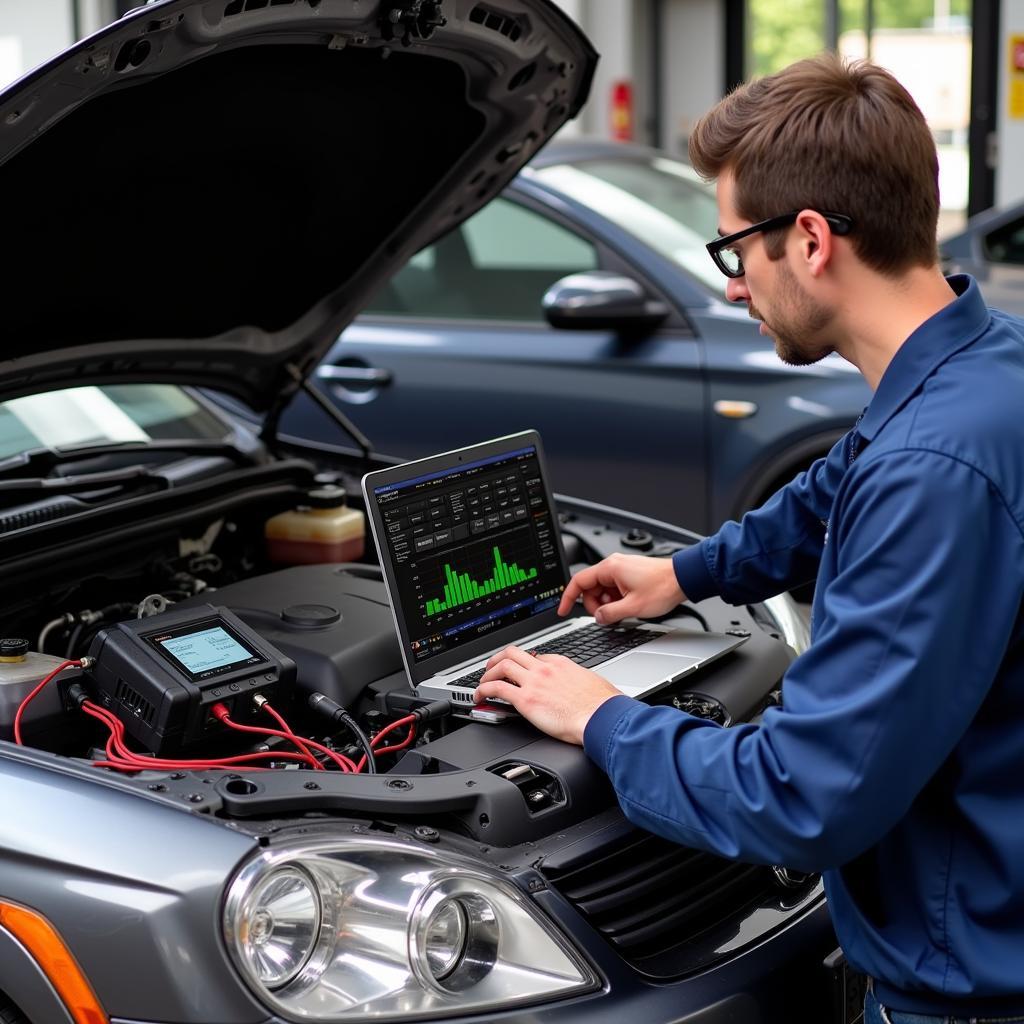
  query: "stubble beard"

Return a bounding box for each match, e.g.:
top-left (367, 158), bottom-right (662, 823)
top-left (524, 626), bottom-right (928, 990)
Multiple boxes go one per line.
top-left (751, 261), bottom-right (835, 367)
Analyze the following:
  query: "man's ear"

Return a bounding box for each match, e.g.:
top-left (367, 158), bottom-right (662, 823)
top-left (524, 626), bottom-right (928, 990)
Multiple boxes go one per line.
top-left (794, 210), bottom-right (833, 278)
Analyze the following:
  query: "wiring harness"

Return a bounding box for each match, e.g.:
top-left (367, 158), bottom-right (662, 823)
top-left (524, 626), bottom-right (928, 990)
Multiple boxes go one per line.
top-left (14, 661), bottom-right (450, 775)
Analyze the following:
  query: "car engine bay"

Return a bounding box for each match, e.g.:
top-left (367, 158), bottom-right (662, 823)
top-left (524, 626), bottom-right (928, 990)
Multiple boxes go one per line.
top-left (0, 453), bottom-right (824, 987)
top-left (0, 455), bottom-right (794, 808)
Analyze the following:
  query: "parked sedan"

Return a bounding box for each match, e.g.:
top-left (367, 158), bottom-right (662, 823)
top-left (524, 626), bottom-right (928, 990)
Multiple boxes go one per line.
top-left (940, 199), bottom-right (1024, 316)
top-left (280, 141), bottom-right (871, 533)
top-left (0, 3), bottom-right (845, 1023)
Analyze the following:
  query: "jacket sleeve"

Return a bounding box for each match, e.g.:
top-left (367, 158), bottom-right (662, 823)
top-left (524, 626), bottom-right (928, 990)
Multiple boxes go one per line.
top-left (587, 447), bottom-right (1024, 871)
top-left (672, 431), bottom-right (851, 604)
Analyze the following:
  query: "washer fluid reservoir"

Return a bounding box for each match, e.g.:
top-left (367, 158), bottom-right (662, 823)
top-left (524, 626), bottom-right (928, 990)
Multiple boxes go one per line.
top-left (265, 485), bottom-right (366, 565)
top-left (0, 638), bottom-right (67, 739)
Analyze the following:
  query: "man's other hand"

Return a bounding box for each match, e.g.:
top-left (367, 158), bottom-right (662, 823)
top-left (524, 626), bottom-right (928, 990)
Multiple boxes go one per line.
top-left (557, 552), bottom-right (685, 624)
top-left (474, 645), bottom-right (622, 745)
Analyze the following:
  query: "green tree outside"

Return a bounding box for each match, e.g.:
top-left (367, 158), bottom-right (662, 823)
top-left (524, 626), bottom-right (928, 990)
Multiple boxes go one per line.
top-left (748, 0), bottom-right (971, 78)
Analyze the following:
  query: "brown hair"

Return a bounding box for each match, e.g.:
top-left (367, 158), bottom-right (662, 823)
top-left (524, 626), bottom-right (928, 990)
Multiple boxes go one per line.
top-left (688, 53), bottom-right (939, 274)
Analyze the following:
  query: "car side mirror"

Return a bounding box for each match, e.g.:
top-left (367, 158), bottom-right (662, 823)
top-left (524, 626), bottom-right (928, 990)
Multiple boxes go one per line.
top-left (542, 271), bottom-right (669, 335)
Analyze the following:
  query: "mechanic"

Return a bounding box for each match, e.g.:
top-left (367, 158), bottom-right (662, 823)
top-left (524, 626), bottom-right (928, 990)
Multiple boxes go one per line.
top-left (476, 54), bottom-right (1024, 1023)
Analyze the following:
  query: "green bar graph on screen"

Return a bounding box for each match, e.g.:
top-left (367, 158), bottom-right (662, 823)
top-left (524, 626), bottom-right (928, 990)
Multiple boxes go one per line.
top-left (424, 545), bottom-right (539, 615)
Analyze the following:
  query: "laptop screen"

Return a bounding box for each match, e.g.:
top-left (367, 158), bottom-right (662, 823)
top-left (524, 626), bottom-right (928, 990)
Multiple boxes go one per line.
top-left (364, 432), bottom-right (569, 683)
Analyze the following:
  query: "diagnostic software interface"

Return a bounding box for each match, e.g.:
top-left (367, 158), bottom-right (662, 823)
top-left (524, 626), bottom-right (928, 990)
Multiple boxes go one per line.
top-left (373, 445), bottom-right (565, 664)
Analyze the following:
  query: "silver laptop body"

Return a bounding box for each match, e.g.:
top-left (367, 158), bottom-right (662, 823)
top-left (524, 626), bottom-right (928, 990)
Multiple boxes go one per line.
top-left (361, 431), bottom-right (746, 707)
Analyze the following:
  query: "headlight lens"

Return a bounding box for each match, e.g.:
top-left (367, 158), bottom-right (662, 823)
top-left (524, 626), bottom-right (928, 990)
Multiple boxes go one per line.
top-left (422, 898), bottom-right (468, 982)
top-left (224, 838), bottom-right (596, 1020)
top-left (238, 867), bottom-right (320, 989)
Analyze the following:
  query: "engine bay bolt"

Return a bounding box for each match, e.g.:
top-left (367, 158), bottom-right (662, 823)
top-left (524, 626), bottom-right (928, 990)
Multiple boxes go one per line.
top-left (303, 781), bottom-right (321, 790)
top-left (414, 826), bottom-right (439, 843)
top-left (186, 794), bottom-right (204, 803)
top-left (621, 528), bottom-right (654, 551)
top-left (387, 778), bottom-right (412, 790)
top-left (147, 784), bottom-right (166, 792)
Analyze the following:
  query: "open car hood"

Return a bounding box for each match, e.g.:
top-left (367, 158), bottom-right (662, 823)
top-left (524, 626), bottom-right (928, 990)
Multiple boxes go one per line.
top-left (0, 0), bottom-right (595, 411)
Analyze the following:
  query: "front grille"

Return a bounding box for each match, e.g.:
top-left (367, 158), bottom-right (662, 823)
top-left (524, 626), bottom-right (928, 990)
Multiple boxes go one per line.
top-left (542, 829), bottom-right (812, 978)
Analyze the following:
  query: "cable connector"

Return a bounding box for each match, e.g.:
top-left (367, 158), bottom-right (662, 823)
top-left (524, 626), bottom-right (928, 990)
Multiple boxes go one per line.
top-left (411, 700), bottom-right (451, 724)
top-left (252, 693), bottom-right (268, 710)
top-left (78, 656), bottom-right (94, 671)
top-left (64, 681), bottom-right (90, 711)
top-left (308, 692), bottom-right (346, 722)
top-left (211, 702), bottom-right (231, 723)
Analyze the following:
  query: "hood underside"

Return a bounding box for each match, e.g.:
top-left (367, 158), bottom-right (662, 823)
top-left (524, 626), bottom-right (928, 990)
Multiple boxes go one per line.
top-left (0, 0), bottom-right (596, 410)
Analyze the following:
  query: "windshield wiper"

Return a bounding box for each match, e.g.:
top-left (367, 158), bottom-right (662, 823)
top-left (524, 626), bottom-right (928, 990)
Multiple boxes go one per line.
top-left (0, 465), bottom-right (169, 496)
top-left (0, 439), bottom-right (259, 479)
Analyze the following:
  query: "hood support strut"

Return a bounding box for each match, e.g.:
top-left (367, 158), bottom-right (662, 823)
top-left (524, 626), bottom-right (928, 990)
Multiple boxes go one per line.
top-left (262, 363), bottom-right (373, 461)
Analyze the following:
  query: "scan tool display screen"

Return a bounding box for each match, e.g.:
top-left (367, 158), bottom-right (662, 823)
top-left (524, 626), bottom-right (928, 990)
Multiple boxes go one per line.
top-left (146, 619), bottom-right (264, 681)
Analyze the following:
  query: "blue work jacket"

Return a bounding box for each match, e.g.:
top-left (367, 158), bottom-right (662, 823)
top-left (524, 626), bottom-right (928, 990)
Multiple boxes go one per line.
top-left (583, 276), bottom-right (1024, 1016)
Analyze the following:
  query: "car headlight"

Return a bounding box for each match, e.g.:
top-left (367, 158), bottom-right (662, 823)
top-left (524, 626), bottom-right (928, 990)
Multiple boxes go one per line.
top-left (237, 866), bottom-right (321, 989)
top-left (223, 838), bottom-right (597, 1021)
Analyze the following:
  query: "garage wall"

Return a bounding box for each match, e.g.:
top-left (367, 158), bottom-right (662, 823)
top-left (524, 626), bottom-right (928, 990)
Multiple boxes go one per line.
top-left (997, 0), bottom-right (1024, 206)
top-left (0, 0), bottom-right (72, 88)
top-left (559, 0), bottom-right (641, 141)
top-left (659, 0), bottom-right (724, 156)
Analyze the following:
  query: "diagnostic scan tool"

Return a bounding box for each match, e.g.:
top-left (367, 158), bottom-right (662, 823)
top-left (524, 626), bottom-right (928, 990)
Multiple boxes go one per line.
top-left (88, 604), bottom-right (295, 754)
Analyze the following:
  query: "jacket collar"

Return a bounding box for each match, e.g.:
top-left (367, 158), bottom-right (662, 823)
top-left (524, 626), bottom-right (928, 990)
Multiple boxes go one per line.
top-left (857, 275), bottom-right (990, 443)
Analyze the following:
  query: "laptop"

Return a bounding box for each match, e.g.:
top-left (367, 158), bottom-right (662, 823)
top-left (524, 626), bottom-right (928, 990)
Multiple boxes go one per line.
top-left (361, 431), bottom-right (747, 710)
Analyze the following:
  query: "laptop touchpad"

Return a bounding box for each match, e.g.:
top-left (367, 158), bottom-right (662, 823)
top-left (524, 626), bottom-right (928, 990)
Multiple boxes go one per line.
top-left (600, 652), bottom-right (699, 690)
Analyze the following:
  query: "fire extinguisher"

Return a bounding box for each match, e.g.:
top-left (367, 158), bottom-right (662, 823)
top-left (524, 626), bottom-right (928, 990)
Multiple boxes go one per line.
top-left (610, 79), bottom-right (634, 142)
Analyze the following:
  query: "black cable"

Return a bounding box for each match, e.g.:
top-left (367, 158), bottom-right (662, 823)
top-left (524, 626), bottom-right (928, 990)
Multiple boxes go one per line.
top-left (673, 604), bottom-right (711, 632)
top-left (307, 693), bottom-right (377, 774)
top-left (65, 621), bottom-right (86, 659)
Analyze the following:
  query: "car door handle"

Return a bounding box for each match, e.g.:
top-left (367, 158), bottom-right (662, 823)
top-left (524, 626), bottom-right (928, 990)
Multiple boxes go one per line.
top-left (316, 365), bottom-right (393, 387)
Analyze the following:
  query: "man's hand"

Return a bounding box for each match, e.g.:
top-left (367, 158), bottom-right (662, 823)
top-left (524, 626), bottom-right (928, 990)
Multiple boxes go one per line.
top-left (557, 552), bottom-right (685, 624)
top-left (474, 646), bottom-right (622, 745)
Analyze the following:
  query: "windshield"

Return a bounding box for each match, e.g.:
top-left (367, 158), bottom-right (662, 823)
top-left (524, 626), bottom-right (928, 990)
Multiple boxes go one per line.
top-left (533, 155), bottom-right (726, 296)
top-left (0, 385), bottom-right (229, 460)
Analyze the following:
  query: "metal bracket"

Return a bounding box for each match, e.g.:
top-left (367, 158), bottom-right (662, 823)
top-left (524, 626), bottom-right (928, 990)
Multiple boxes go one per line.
top-left (380, 2), bottom-right (447, 46)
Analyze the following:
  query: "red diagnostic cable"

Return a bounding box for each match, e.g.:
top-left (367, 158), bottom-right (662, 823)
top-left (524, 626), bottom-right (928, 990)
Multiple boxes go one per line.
top-left (213, 703), bottom-right (357, 773)
top-left (259, 702), bottom-right (324, 771)
top-left (18, 657), bottom-right (405, 778)
top-left (81, 701), bottom-right (316, 772)
top-left (355, 714), bottom-right (417, 773)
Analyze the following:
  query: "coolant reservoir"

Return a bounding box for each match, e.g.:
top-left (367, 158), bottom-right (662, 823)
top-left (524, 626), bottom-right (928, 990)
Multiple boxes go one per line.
top-left (265, 485), bottom-right (366, 565)
top-left (0, 638), bottom-right (67, 739)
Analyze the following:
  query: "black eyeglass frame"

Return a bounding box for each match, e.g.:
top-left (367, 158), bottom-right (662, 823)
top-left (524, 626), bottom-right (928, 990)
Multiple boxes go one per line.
top-left (706, 211), bottom-right (854, 278)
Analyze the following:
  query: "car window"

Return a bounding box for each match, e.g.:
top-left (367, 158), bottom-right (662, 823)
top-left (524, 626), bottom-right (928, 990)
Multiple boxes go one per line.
top-left (533, 155), bottom-right (727, 297)
top-left (982, 216), bottom-right (1024, 265)
top-left (0, 384), bottom-right (229, 459)
top-left (362, 197), bottom-right (598, 321)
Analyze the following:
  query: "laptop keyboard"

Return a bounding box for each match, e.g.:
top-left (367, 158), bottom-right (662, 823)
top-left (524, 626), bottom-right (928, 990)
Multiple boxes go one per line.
top-left (448, 624), bottom-right (659, 690)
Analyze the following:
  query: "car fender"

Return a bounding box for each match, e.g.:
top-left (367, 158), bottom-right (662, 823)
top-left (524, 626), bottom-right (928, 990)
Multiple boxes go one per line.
top-left (731, 427), bottom-right (849, 520)
top-left (0, 927), bottom-right (74, 1024)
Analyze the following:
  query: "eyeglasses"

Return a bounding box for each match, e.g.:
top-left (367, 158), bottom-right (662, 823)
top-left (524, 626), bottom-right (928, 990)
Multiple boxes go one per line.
top-left (706, 211), bottom-right (854, 278)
